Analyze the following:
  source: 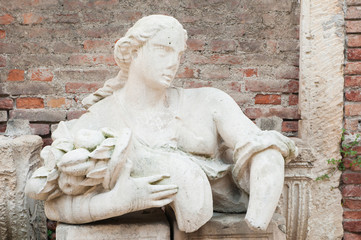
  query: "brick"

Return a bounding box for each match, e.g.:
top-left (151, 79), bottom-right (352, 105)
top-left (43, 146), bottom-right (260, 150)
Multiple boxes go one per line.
top-left (343, 171), bottom-right (361, 184)
top-left (344, 220), bottom-right (361, 232)
top-left (348, 49), bottom-right (361, 61)
top-left (347, 6), bottom-right (361, 19)
top-left (346, 76), bottom-right (361, 87)
top-left (17, 98), bottom-right (44, 109)
top-left (47, 98), bottom-right (68, 108)
top-left (275, 66), bottom-right (299, 79)
top-left (0, 123), bottom-right (6, 133)
top-left (67, 110), bottom-right (86, 120)
top-left (345, 119), bottom-right (359, 131)
top-left (282, 121), bottom-right (298, 132)
top-left (9, 109), bottom-right (66, 122)
top-left (83, 12), bottom-right (108, 23)
top-left (348, 35), bottom-right (361, 47)
top-left (42, 138), bottom-right (53, 147)
top-left (0, 56), bottom-right (5, 67)
top-left (235, 68), bottom-right (258, 78)
top-left (344, 211), bottom-right (361, 219)
top-left (243, 68), bottom-right (258, 77)
top-left (0, 30), bottom-right (5, 39)
top-left (23, 13), bottom-right (43, 25)
top-left (83, 40), bottom-right (111, 51)
top-left (344, 232), bottom-right (361, 240)
top-left (176, 67), bottom-right (195, 78)
top-left (68, 54), bottom-right (116, 66)
top-left (0, 14), bottom-right (14, 25)
top-left (201, 66), bottom-right (230, 79)
top-left (55, 69), bottom-right (114, 82)
top-left (186, 39), bottom-right (205, 51)
top-left (245, 80), bottom-right (299, 93)
top-left (30, 123), bottom-right (50, 135)
top-left (255, 94), bottom-right (281, 105)
top-left (7, 69), bottom-right (24, 81)
top-left (0, 42), bottom-right (21, 54)
top-left (343, 185), bottom-right (361, 197)
top-left (64, 0), bottom-right (117, 10)
top-left (346, 90), bottom-right (361, 101)
top-left (210, 40), bottom-right (237, 52)
top-left (345, 104), bottom-right (361, 116)
top-left (183, 80), bottom-right (213, 89)
top-left (244, 107), bottom-right (299, 120)
top-left (6, 82), bottom-right (55, 95)
top-left (30, 68), bottom-right (53, 82)
top-left (65, 82), bottom-right (102, 93)
top-left (289, 94), bottom-right (298, 105)
top-left (347, 21), bottom-right (361, 33)
top-left (348, 0), bottom-right (361, 6)
top-left (346, 63), bottom-right (361, 75)
top-left (53, 42), bottom-right (82, 54)
top-left (228, 82), bottom-right (242, 92)
top-left (53, 13), bottom-right (79, 24)
top-left (0, 98), bottom-right (13, 110)
top-left (278, 40), bottom-right (299, 52)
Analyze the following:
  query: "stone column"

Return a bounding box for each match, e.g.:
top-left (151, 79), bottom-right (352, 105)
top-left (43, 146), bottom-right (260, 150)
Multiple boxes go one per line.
top-left (0, 135), bottom-right (47, 240)
top-left (298, 0), bottom-right (344, 238)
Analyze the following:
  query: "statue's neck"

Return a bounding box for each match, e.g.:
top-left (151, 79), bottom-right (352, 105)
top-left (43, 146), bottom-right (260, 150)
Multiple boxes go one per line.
top-left (119, 78), bottom-right (169, 111)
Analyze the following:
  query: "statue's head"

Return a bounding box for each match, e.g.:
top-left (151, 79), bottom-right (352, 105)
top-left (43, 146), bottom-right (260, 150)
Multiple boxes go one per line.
top-left (82, 15), bottom-right (188, 107)
top-left (114, 15), bottom-right (188, 79)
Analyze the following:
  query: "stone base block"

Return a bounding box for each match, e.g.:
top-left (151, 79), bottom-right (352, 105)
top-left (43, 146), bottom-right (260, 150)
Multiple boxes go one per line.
top-left (174, 213), bottom-right (286, 240)
top-left (56, 210), bottom-right (170, 240)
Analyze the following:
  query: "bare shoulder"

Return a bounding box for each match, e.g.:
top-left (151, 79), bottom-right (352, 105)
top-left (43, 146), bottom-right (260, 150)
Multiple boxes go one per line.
top-left (182, 87), bottom-right (236, 106)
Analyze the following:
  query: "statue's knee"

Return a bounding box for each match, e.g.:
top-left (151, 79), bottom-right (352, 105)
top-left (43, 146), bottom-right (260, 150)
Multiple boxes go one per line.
top-left (252, 148), bottom-right (284, 169)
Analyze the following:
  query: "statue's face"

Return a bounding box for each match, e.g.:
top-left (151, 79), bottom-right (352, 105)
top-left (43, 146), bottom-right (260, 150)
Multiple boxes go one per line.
top-left (131, 27), bottom-right (186, 90)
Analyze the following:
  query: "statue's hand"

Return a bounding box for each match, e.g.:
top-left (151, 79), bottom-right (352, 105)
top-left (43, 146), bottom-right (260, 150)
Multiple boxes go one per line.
top-left (110, 160), bottom-right (178, 213)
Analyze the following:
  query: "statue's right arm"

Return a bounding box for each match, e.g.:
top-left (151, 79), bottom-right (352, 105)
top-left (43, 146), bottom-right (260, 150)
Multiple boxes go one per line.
top-left (43, 160), bottom-right (178, 224)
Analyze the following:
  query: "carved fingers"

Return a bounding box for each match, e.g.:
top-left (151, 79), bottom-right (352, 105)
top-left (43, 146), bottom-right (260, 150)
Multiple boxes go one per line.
top-left (143, 174), bottom-right (170, 184)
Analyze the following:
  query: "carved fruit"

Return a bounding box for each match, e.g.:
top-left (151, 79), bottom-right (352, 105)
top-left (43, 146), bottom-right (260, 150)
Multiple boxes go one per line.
top-left (74, 129), bottom-right (105, 151)
top-left (58, 172), bottom-right (89, 195)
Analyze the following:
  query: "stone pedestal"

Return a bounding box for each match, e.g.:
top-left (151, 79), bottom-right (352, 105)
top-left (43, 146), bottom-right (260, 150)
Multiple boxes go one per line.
top-left (174, 213), bottom-right (286, 240)
top-left (56, 210), bottom-right (170, 240)
top-left (0, 135), bottom-right (47, 240)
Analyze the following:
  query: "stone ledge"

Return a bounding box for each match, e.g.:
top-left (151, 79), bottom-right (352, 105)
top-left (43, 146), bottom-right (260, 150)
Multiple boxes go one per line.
top-left (174, 213), bottom-right (286, 240)
top-left (56, 210), bottom-right (170, 240)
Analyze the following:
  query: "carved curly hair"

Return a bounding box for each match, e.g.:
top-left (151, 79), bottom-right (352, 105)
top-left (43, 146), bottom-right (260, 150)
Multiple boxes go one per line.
top-left (82, 15), bottom-right (188, 108)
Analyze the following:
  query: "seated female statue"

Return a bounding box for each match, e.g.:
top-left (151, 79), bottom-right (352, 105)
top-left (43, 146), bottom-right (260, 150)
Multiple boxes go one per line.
top-left (25, 15), bottom-right (297, 233)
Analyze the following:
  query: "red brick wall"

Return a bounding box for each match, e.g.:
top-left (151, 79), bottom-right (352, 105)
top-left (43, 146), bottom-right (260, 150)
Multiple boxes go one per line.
top-left (344, 1), bottom-right (361, 239)
top-left (0, 0), bottom-right (300, 142)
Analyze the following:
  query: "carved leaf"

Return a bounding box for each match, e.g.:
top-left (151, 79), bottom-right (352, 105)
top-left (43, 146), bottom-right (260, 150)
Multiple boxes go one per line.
top-left (88, 145), bottom-right (113, 159)
top-left (47, 169), bottom-right (60, 182)
top-left (101, 128), bottom-right (118, 138)
top-left (87, 166), bottom-right (108, 179)
top-left (46, 189), bottom-right (63, 201)
top-left (52, 138), bottom-right (74, 153)
top-left (80, 178), bottom-right (103, 186)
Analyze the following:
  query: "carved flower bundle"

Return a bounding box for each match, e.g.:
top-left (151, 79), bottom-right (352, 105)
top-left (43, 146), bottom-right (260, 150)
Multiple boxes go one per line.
top-left (26, 122), bottom-right (131, 201)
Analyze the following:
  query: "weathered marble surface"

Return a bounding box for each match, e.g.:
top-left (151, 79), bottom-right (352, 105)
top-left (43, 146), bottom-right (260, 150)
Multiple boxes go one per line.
top-left (0, 135), bottom-right (47, 240)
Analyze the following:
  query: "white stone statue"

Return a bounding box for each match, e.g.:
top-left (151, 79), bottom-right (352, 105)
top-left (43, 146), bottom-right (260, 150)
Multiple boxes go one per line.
top-left (25, 15), bottom-right (298, 233)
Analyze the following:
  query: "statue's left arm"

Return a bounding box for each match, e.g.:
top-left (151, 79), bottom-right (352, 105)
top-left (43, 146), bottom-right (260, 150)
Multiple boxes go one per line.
top-left (208, 88), bottom-right (297, 230)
